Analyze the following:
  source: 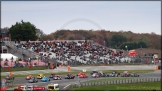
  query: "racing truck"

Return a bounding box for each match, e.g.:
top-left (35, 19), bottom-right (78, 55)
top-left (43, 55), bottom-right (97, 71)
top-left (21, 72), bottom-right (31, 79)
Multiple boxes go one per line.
top-left (47, 83), bottom-right (60, 91)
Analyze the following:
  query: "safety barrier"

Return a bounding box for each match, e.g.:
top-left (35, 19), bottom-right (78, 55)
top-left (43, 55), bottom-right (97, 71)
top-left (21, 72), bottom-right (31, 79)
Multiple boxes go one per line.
top-left (62, 84), bottom-right (72, 91)
top-left (156, 65), bottom-right (161, 70)
top-left (73, 77), bottom-right (161, 88)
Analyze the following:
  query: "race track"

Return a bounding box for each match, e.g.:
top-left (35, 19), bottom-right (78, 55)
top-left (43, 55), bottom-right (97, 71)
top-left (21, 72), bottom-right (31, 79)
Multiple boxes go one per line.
top-left (11, 71), bottom-right (161, 90)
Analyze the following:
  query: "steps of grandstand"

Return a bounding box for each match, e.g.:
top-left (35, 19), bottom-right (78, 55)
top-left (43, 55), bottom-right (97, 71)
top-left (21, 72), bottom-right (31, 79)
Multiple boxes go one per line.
top-left (4, 41), bottom-right (36, 58)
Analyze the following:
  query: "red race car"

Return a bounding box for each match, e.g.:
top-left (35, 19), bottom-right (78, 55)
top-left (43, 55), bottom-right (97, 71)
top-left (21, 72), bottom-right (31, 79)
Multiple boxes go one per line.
top-left (79, 74), bottom-right (88, 78)
top-left (26, 75), bottom-right (33, 80)
top-left (121, 71), bottom-right (130, 77)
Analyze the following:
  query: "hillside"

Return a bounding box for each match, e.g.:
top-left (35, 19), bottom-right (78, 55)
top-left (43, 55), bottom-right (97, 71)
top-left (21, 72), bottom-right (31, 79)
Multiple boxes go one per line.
top-left (41, 30), bottom-right (161, 50)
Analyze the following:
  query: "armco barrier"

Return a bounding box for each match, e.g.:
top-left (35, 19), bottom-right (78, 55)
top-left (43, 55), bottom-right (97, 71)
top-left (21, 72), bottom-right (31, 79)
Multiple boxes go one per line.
top-left (73, 77), bottom-right (161, 88)
top-left (62, 84), bottom-right (72, 91)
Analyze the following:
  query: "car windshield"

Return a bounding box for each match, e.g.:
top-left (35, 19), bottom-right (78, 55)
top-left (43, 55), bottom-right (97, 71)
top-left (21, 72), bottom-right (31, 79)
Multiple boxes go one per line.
top-left (48, 86), bottom-right (54, 89)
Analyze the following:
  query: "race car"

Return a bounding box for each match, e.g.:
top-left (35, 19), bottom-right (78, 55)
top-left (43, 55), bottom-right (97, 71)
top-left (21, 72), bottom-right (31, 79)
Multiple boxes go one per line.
top-left (98, 71), bottom-right (107, 77)
top-left (5, 75), bottom-right (14, 80)
top-left (49, 74), bottom-right (56, 78)
top-left (91, 73), bottom-right (100, 78)
top-left (64, 74), bottom-right (75, 79)
top-left (77, 72), bottom-right (84, 76)
top-left (41, 76), bottom-right (50, 82)
top-left (107, 71), bottom-right (120, 77)
top-left (37, 74), bottom-right (44, 79)
top-left (79, 74), bottom-right (88, 78)
top-left (90, 71), bottom-right (99, 75)
top-left (28, 77), bottom-right (38, 83)
top-left (121, 71), bottom-right (130, 77)
top-left (26, 75), bottom-right (33, 80)
top-left (53, 75), bottom-right (62, 80)
top-left (130, 72), bottom-right (139, 77)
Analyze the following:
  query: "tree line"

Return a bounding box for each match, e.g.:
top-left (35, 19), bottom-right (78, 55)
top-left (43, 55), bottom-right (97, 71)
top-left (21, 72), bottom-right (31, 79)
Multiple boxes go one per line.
top-left (1, 20), bottom-right (161, 50)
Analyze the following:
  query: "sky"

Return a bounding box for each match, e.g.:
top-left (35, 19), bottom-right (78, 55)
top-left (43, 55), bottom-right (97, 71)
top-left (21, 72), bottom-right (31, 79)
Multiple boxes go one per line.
top-left (1, 1), bottom-right (161, 35)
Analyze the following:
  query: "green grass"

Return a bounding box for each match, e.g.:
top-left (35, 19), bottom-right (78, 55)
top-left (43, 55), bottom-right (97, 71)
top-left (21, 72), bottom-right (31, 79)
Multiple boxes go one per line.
top-left (73, 82), bottom-right (161, 90)
top-left (1, 66), bottom-right (47, 72)
top-left (1, 70), bottom-right (154, 78)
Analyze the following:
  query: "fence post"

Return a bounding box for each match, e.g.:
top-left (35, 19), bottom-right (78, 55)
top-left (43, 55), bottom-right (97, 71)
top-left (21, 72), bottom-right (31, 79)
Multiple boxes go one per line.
top-left (102, 81), bottom-right (104, 85)
top-left (149, 78), bottom-right (152, 82)
top-left (89, 82), bottom-right (92, 86)
top-left (95, 82), bottom-right (97, 86)
top-left (154, 78), bottom-right (156, 82)
top-left (152, 78), bottom-right (154, 82)
top-left (113, 80), bottom-right (116, 84)
top-left (108, 81), bottom-right (110, 85)
top-left (105, 81), bottom-right (108, 85)
top-left (92, 82), bottom-right (94, 86)
top-left (117, 80), bottom-right (119, 84)
top-left (132, 79), bottom-right (135, 83)
top-left (98, 82), bottom-right (100, 85)
top-left (137, 79), bottom-right (140, 83)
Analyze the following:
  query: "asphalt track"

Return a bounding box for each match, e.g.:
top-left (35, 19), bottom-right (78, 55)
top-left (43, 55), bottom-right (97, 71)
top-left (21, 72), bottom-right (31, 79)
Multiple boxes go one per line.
top-left (10, 71), bottom-right (161, 90)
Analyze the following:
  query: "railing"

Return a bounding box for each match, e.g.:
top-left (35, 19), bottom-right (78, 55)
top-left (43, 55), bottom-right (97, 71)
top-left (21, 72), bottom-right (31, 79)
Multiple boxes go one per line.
top-left (73, 77), bottom-right (161, 88)
top-left (4, 41), bottom-right (36, 58)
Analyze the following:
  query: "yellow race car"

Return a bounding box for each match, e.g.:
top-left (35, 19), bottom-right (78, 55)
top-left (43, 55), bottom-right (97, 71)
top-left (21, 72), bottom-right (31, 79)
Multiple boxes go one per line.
top-left (37, 74), bottom-right (44, 79)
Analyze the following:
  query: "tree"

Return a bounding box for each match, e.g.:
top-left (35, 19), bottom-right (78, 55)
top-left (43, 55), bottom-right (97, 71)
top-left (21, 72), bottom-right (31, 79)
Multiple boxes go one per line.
top-left (7, 20), bottom-right (38, 41)
top-left (110, 34), bottom-right (126, 48)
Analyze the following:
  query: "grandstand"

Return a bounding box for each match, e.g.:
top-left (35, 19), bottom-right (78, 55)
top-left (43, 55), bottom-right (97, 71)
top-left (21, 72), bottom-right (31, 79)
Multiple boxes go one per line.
top-left (1, 38), bottom-right (161, 68)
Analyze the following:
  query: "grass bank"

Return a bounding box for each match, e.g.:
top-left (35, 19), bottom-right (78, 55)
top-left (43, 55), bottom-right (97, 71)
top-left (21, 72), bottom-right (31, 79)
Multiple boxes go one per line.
top-left (73, 82), bottom-right (161, 90)
top-left (1, 70), bottom-right (154, 78)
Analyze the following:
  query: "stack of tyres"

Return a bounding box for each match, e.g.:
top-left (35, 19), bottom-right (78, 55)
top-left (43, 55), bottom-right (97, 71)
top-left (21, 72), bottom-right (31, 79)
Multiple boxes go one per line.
top-left (158, 65), bottom-right (161, 70)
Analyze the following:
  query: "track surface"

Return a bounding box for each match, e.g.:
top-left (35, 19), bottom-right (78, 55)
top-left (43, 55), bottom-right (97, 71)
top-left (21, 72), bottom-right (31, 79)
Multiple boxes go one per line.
top-left (10, 71), bottom-right (161, 89)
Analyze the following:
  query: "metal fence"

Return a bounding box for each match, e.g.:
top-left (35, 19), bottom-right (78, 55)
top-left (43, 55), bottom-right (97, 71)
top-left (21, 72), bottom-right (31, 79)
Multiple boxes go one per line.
top-left (72, 77), bottom-right (161, 88)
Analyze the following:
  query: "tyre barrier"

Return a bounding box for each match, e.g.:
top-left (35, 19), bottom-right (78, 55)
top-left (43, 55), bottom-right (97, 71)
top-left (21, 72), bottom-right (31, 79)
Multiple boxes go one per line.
top-left (156, 65), bottom-right (161, 70)
top-left (158, 65), bottom-right (161, 70)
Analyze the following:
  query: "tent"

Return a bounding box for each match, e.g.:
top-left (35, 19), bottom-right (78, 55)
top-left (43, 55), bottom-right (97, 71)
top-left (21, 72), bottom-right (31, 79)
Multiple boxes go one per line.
top-left (0, 53), bottom-right (18, 61)
top-left (128, 50), bottom-right (138, 56)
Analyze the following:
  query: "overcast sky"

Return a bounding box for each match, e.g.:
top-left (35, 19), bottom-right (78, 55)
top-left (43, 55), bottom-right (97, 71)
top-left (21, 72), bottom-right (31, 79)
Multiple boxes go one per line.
top-left (1, 1), bottom-right (161, 35)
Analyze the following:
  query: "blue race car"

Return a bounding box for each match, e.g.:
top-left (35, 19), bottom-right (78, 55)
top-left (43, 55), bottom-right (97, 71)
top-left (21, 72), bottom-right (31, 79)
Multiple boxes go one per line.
top-left (41, 76), bottom-right (50, 82)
